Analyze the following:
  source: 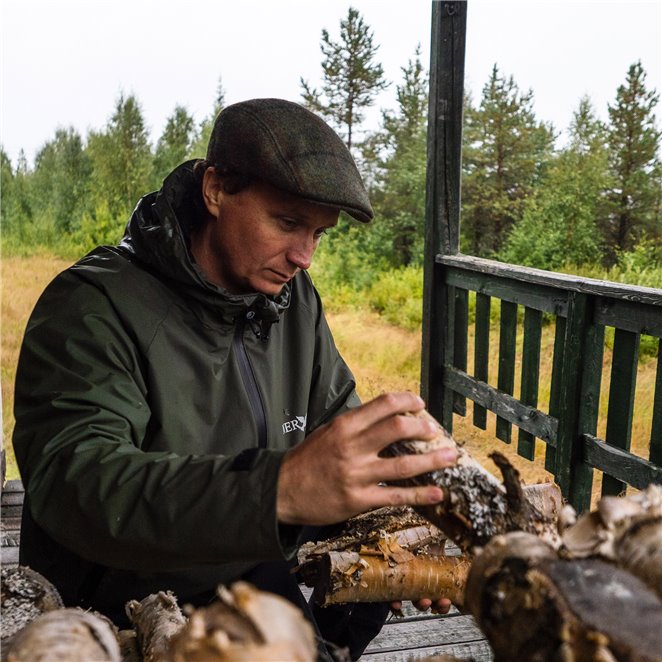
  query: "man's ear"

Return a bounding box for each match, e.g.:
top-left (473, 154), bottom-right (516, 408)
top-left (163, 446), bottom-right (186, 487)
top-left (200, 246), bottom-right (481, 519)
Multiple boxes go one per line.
top-left (202, 167), bottom-right (223, 218)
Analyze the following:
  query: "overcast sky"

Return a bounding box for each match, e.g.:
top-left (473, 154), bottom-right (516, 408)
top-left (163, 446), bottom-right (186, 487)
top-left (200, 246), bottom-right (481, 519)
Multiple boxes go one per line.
top-left (2, 0), bottom-right (660, 167)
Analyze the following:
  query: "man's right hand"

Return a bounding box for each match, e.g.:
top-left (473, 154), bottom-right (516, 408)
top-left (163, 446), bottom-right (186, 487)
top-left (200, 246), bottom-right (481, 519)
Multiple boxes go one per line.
top-left (276, 392), bottom-right (457, 526)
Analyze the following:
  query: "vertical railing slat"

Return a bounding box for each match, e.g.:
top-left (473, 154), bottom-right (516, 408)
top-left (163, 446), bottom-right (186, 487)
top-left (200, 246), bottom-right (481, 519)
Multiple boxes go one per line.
top-left (496, 300), bottom-right (518, 443)
top-left (650, 338), bottom-right (662, 466)
top-left (453, 288), bottom-right (469, 415)
top-left (602, 328), bottom-right (640, 496)
top-left (473, 292), bottom-right (491, 429)
top-left (555, 292), bottom-right (594, 509)
top-left (517, 307), bottom-right (542, 460)
top-left (571, 322), bottom-right (605, 511)
top-left (546, 315), bottom-right (566, 473)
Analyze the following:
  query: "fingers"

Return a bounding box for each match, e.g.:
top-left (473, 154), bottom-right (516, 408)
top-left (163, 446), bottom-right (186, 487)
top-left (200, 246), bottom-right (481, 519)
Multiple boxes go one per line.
top-left (341, 391), bottom-right (427, 434)
top-left (359, 483), bottom-right (445, 510)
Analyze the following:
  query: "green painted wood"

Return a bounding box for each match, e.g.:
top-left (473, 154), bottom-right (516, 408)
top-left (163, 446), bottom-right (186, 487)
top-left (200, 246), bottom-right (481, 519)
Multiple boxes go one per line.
top-left (583, 434), bottom-right (662, 489)
top-left (442, 285), bottom-right (457, 433)
top-left (595, 298), bottom-right (662, 336)
top-left (439, 253), bottom-right (662, 308)
top-left (546, 316), bottom-right (566, 474)
top-left (420, 0), bottom-right (466, 430)
top-left (453, 288), bottom-right (469, 416)
top-left (496, 300), bottom-right (518, 443)
top-left (555, 293), bottom-right (592, 507)
top-left (570, 323), bottom-right (605, 511)
top-left (651, 340), bottom-right (662, 466)
top-left (602, 328), bottom-right (640, 496)
top-left (444, 366), bottom-right (558, 444)
top-left (445, 267), bottom-right (568, 316)
top-left (473, 293), bottom-right (491, 429)
top-left (518, 307), bottom-right (542, 460)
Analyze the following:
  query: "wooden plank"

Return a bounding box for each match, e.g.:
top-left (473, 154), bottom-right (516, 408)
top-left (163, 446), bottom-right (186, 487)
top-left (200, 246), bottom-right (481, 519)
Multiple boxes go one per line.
top-left (595, 298), bottom-right (662, 336)
top-left (583, 435), bottom-right (662, 489)
top-left (420, 0), bottom-right (467, 428)
top-left (2, 480), bottom-right (25, 493)
top-left (438, 253), bottom-right (662, 307)
top-left (571, 323), bottom-right (605, 511)
top-left (444, 367), bottom-right (557, 445)
top-left (363, 614), bottom-right (487, 653)
top-left (360, 640), bottom-right (493, 662)
top-left (496, 300), bottom-right (518, 443)
top-left (361, 641), bottom-right (493, 662)
top-left (453, 288), bottom-right (469, 416)
top-left (445, 267), bottom-right (568, 316)
top-left (602, 329), bottom-right (640, 496)
top-left (442, 285), bottom-right (457, 432)
top-left (545, 316), bottom-right (566, 474)
top-left (517, 307), bottom-right (542, 460)
top-left (0, 546), bottom-right (19, 566)
top-left (555, 292), bottom-right (591, 506)
top-left (650, 340), bottom-right (662, 466)
top-left (473, 293), bottom-right (491, 429)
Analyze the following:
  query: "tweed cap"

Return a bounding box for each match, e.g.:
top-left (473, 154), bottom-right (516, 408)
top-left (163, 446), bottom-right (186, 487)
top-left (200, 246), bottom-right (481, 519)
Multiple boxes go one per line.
top-left (206, 98), bottom-right (373, 222)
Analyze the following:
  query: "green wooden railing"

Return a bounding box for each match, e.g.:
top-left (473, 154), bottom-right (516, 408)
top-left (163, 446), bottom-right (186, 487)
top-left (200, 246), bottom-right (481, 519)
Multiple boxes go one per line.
top-left (421, 1), bottom-right (662, 512)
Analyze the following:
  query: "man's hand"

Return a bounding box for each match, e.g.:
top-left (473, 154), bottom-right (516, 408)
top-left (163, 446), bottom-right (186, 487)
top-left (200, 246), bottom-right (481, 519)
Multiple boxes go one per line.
top-left (276, 392), bottom-right (457, 526)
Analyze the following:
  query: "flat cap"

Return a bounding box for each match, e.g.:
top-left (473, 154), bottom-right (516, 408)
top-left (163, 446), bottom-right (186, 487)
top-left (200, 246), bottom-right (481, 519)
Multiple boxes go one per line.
top-left (206, 98), bottom-right (373, 222)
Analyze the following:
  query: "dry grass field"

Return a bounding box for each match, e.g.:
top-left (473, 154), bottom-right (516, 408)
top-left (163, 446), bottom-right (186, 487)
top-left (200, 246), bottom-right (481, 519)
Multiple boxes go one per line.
top-left (2, 256), bottom-right (658, 507)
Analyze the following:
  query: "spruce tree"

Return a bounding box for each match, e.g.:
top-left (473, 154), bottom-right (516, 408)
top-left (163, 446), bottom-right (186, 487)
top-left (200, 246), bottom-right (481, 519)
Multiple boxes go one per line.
top-left (461, 65), bottom-right (555, 257)
top-left (300, 7), bottom-right (388, 152)
top-left (189, 77), bottom-right (225, 159)
top-left (369, 46), bottom-right (429, 266)
top-left (153, 105), bottom-right (196, 185)
top-left (603, 61), bottom-right (661, 260)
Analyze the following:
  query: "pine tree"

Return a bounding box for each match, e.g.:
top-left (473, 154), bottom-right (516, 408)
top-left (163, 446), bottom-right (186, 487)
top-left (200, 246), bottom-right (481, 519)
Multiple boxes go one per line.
top-left (502, 97), bottom-right (609, 269)
top-left (603, 61), bottom-right (661, 261)
top-left (153, 105), bottom-right (196, 185)
top-left (300, 7), bottom-right (388, 151)
top-left (87, 93), bottom-right (152, 223)
top-left (461, 65), bottom-right (555, 257)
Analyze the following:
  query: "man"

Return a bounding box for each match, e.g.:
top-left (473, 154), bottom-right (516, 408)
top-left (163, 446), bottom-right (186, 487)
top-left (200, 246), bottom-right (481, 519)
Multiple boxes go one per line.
top-left (13, 98), bottom-right (456, 660)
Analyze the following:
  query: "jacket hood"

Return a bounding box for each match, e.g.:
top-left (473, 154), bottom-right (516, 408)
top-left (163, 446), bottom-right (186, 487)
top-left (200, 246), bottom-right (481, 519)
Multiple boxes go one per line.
top-left (118, 160), bottom-right (290, 328)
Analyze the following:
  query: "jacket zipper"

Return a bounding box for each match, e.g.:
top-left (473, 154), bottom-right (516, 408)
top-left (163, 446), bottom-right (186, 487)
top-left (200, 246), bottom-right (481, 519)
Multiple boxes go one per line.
top-left (233, 318), bottom-right (268, 449)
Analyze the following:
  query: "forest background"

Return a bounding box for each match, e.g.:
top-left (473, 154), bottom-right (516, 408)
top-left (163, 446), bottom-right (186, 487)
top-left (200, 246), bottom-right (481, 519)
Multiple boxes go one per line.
top-left (2, 7), bottom-right (661, 487)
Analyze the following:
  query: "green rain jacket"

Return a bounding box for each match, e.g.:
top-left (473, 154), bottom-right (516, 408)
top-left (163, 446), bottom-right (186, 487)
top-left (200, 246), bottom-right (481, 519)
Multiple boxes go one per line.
top-left (13, 161), bottom-right (360, 617)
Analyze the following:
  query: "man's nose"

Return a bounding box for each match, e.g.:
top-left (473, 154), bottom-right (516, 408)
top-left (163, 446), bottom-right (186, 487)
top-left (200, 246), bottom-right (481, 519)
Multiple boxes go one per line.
top-left (287, 236), bottom-right (316, 270)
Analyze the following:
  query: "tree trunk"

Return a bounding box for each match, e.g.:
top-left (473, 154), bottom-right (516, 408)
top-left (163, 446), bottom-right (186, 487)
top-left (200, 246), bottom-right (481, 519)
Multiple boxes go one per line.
top-left (1, 566), bottom-right (64, 654)
top-left (165, 582), bottom-right (316, 662)
top-left (126, 591), bottom-right (187, 662)
top-left (383, 409), bottom-right (561, 551)
top-left (464, 531), bottom-right (662, 662)
top-left (5, 608), bottom-right (121, 662)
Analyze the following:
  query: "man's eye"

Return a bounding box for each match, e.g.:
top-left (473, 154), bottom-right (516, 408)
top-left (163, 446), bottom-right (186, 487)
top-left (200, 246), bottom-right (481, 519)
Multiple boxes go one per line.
top-left (314, 228), bottom-right (329, 239)
top-left (280, 218), bottom-right (298, 231)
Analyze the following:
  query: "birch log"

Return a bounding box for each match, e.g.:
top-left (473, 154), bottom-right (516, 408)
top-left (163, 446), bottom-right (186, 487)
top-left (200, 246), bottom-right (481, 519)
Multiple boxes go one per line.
top-left (4, 608), bottom-right (121, 662)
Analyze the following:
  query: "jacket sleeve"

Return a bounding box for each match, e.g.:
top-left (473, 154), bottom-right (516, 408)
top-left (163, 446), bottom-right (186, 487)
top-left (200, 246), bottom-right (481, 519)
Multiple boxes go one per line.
top-left (13, 275), bottom-right (293, 572)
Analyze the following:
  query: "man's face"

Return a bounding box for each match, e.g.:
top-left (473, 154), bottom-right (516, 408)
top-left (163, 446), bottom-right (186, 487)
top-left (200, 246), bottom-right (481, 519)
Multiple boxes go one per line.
top-left (192, 176), bottom-right (339, 296)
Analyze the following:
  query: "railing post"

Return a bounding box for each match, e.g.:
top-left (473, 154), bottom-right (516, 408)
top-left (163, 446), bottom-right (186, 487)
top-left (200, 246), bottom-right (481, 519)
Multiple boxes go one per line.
top-left (421, 1), bottom-right (467, 430)
top-left (555, 292), bottom-right (602, 511)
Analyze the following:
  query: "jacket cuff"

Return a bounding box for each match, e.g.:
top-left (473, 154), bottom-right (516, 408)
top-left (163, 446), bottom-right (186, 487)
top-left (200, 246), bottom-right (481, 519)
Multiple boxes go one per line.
top-left (257, 449), bottom-right (303, 560)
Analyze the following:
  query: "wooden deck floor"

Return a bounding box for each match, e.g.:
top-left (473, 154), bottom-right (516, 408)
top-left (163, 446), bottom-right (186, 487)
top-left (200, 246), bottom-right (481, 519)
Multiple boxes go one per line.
top-left (2, 480), bottom-right (493, 661)
top-left (359, 604), bottom-right (492, 661)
